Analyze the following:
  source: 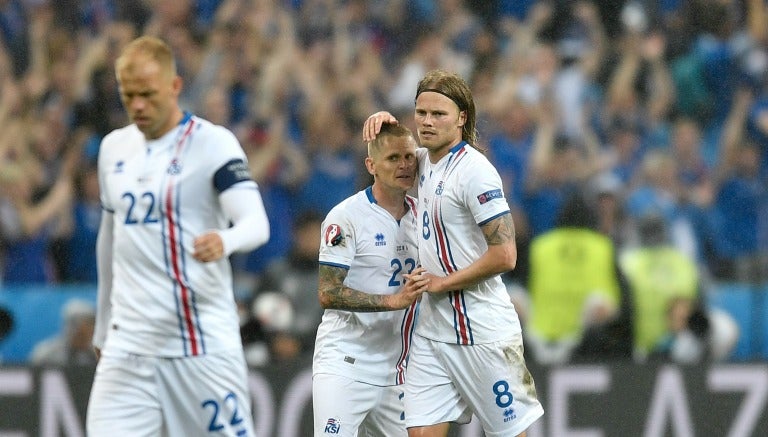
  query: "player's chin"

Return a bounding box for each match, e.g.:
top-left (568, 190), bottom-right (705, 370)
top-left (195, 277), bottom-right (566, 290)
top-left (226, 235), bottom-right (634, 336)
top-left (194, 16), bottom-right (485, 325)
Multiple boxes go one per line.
top-left (133, 116), bottom-right (150, 127)
top-left (134, 119), bottom-right (154, 135)
top-left (396, 176), bottom-right (414, 189)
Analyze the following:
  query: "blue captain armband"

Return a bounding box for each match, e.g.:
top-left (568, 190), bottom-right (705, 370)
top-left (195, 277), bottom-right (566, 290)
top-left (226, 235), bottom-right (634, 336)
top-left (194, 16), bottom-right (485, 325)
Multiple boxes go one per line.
top-left (213, 159), bottom-right (253, 193)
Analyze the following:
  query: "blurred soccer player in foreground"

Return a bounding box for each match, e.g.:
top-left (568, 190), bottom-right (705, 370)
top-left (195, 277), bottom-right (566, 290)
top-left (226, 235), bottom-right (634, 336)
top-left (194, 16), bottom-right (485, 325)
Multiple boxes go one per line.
top-left (87, 36), bottom-right (269, 436)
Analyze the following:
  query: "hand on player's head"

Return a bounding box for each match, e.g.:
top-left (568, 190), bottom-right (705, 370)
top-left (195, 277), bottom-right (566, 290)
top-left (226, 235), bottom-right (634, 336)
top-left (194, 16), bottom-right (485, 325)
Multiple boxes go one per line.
top-left (363, 111), bottom-right (399, 142)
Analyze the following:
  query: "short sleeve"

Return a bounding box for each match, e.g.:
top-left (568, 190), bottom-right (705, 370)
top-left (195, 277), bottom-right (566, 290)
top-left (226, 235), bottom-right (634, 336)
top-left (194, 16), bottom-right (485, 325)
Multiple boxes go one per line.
top-left (462, 159), bottom-right (510, 226)
top-left (318, 207), bottom-right (356, 269)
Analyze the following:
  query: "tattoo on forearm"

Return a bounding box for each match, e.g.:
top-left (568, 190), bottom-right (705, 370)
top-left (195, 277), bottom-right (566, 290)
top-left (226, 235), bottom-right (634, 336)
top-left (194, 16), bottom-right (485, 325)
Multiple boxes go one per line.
top-left (318, 265), bottom-right (390, 312)
top-left (482, 213), bottom-right (516, 245)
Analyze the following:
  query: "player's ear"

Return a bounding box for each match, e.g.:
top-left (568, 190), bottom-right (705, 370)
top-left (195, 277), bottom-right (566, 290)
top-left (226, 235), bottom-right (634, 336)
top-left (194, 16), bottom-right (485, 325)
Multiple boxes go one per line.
top-left (172, 75), bottom-right (183, 97)
top-left (458, 110), bottom-right (466, 127)
top-left (365, 156), bottom-right (375, 176)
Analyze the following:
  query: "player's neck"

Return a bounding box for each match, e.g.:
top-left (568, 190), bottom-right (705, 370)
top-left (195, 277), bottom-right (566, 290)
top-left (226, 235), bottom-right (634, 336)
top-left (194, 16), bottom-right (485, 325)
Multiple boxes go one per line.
top-left (169, 108), bottom-right (187, 129)
top-left (371, 184), bottom-right (408, 220)
top-left (149, 108), bottom-right (186, 140)
top-left (427, 138), bottom-right (462, 164)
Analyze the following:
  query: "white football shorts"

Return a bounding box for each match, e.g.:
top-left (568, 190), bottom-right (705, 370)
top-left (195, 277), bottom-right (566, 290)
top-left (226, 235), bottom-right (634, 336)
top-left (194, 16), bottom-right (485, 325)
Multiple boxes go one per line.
top-left (312, 373), bottom-right (407, 437)
top-left (404, 334), bottom-right (544, 436)
top-left (87, 350), bottom-right (255, 437)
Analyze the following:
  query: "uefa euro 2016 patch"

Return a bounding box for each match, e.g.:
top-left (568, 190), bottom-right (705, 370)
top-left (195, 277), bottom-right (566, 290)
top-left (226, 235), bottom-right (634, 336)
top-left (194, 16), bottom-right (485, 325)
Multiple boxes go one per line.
top-left (477, 189), bottom-right (503, 204)
top-left (324, 224), bottom-right (344, 247)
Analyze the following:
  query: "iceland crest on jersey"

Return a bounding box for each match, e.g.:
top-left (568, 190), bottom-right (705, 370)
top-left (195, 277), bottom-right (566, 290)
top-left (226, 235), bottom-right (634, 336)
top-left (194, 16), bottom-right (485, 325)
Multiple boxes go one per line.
top-left (435, 180), bottom-right (444, 195)
top-left (324, 224), bottom-right (344, 247)
top-left (167, 158), bottom-right (182, 175)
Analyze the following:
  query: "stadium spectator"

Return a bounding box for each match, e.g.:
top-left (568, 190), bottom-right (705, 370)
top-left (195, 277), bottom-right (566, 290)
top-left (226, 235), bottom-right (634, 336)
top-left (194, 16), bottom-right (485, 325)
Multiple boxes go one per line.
top-left (240, 290), bottom-right (300, 367)
top-left (0, 0), bottom-right (30, 76)
top-left (0, 125), bottom-right (77, 284)
top-left (601, 21), bottom-right (674, 148)
top-left (620, 213), bottom-right (701, 361)
top-left (670, 116), bottom-right (712, 195)
top-left (624, 149), bottom-right (700, 260)
top-left (485, 95), bottom-right (536, 211)
top-left (60, 161), bottom-right (101, 283)
top-left (234, 113), bottom-right (309, 288)
top-left (540, 1), bottom-right (608, 141)
top-left (255, 210), bottom-right (324, 356)
top-left (387, 27), bottom-right (454, 115)
top-left (600, 117), bottom-right (647, 187)
top-left (484, 95), bottom-right (537, 282)
top-left (667, 116), bottom-right (716, 267)
top-left (746, 84), bottom-right (768, 176)
top-left (588, 170), bottom-right (631, 247)
top-left (688, 0), bottom-right (744, 125)
top-left (625, 214), bottom-right (739, 363)
top-left (294, 100), bottom-right (364, 216)
top-left (29, 298), bottom-right (96, 366)
top-left (707, 86), bottom-right (768, 282)
top-left (523, 92), bottom-right (602, 238)
top-left (527, 191), bottom-right (632, 364)
top-left (653, 296), bottom-right (740, 363)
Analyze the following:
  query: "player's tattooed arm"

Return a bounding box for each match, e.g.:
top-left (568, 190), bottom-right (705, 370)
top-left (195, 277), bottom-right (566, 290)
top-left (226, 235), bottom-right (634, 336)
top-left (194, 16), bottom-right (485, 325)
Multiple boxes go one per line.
top-left (317, 264), bottom-right (393, 312)
top-left (481, 212), bottom-right (516, 246)
top-left (478, 211), bottom-right (517, 275)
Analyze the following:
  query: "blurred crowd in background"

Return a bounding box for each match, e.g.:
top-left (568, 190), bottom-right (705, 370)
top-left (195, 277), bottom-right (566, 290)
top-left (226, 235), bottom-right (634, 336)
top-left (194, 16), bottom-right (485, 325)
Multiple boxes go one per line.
top-left (0, 0), bottom-right (767, 367)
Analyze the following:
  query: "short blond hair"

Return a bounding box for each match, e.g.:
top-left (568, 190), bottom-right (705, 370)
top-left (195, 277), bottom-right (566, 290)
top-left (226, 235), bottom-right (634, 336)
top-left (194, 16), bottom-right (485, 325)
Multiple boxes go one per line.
top-left (367, 123), bottom-right (415, 158)
top-left (115, 36), bottom-right (177, 79)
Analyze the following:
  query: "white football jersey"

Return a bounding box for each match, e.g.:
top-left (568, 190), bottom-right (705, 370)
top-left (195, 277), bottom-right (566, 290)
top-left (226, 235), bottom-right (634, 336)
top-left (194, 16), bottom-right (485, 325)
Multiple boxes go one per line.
top-left (313, 187), bottom-right (419, 386)
top-left (97, 113), bottom-right (255, 357)
top-left (415, 144), bottom-right (522, 345)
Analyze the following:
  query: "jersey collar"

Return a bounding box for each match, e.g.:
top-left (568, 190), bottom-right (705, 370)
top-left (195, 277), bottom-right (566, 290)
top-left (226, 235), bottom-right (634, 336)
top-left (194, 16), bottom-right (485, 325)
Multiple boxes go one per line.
top-left (450, 141), bottom-right (467, 155)
top-left (365, 186), bottom-right (376, 203)
top-left (365, 186), bottom-right (413, 214)
top-left (179, 111), bottom-right (193, 125)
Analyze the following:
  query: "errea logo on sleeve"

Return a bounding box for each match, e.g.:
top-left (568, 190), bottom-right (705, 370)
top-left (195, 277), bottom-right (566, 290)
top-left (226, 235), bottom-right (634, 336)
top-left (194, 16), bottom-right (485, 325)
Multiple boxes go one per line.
top-left (477, 189), bottom-right (503, 205)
